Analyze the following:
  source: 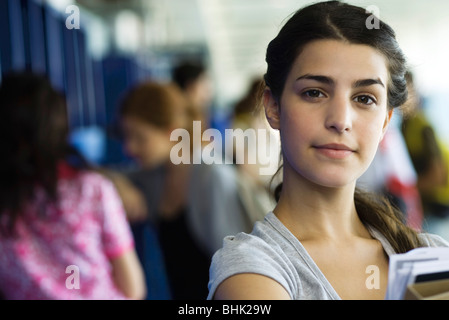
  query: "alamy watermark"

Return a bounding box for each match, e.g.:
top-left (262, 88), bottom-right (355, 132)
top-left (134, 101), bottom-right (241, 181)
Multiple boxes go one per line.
top-left (65, 5), bottom-right (80, 30)
top-left (366, 265), bottom-right (380, 290)
top-left (366, 5), bottom-right (380, 30)
top-left (65, 265), bottom-right (80, 290)
top-left (170, 121), bottom-right (280, 176)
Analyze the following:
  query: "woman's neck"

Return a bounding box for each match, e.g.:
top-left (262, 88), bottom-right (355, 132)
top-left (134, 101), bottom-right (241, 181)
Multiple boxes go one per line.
top-left (274, 164), bottom-right (369, 242)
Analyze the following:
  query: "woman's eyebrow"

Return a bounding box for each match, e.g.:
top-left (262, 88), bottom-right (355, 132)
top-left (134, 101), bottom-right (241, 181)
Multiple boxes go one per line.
top-left (296, 74), bottom-right (385, 88)
top-left (296, 74), bottom-right (334, 85)
top-left (353, 78), bottom-right (385, 88)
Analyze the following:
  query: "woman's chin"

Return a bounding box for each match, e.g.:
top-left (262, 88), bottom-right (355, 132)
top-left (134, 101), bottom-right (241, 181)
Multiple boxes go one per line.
top-left (302, 171), bottom-right (357, 190)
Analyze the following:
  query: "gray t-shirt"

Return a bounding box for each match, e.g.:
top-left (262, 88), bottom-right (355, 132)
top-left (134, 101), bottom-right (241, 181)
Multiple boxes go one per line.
top-left (207, 212), bottom-right (449, 300)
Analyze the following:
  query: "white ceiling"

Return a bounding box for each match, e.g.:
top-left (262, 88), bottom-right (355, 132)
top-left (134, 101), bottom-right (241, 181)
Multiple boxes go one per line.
top-left (72, 0), bottom-right (449, 109)
top-left (159, 0), bottom-right (449, 107)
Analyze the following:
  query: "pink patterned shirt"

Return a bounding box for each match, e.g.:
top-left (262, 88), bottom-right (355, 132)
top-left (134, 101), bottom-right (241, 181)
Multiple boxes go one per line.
top-left (0, 164), bottom-right (135, 299)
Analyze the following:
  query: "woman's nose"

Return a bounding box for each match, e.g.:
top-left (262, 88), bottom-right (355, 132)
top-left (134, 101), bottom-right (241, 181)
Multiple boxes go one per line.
top-left (324, 96), bottom-right (353, 133)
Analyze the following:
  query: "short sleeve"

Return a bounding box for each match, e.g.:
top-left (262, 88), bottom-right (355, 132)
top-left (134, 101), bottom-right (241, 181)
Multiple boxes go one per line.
top-left (97, 177), bottom-right (135, 259)
top-left (207, 232), bottom-right (295, 300)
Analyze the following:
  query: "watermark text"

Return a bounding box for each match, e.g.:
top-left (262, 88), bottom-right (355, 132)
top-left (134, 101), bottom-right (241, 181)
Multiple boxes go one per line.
top-left (366, 5), bottom-right (380, 30)
top-left (170, 121), bottom-right (280, 176)
top-left (65, 265), bottom-right (80, 290)
top-left (66, 5), bottom-right (80, 30)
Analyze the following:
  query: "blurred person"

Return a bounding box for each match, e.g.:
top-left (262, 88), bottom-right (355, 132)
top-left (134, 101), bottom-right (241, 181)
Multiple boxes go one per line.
top-left (98, 166), bottom-right (171, 300)
top-left (0, 72), bottom-right (146, 300)
top-left (402, 71), bottom-right (449, 240)
top-left (232, 78), bottom-right (269, 182)
top-left (208, 1), bottom-right (449, 300)
top-left (119, 81), bottom-right (252, 300)
top-left (172, 60), bottom-right (214, 128)
top-left (231, 77), bottom-right (277, 223)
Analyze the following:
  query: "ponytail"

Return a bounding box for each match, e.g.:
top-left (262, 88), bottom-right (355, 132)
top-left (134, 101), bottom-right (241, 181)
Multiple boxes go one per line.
top-left (354, 189), bottom-right (424, 253)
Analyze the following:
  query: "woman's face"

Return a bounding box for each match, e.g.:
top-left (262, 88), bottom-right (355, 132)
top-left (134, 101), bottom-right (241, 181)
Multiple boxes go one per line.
top-left (265, 39), bottom-right (392, 188)
top-left (121, 116), bottom-right (173, 169)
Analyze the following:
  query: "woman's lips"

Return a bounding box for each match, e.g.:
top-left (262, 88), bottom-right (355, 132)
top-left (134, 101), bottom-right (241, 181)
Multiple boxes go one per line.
top-left (313, 143), bottom-right (355, 159)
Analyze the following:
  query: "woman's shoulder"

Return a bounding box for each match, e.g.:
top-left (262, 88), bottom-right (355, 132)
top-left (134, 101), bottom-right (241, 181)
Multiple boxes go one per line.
top-left (213, 219), bottom-right (271, 258)
top-left (58, 162), bottom-right (106, 185)
top-left (213, 212), bottom-right (292, 257)
top-left (418, 232), bottom-right (449, 247)
top-left (58, 167), bottom-right (121, 201)
top-left (208, 213), bottom-right (296, 299)
top-left (216, 221), bottom-right (278, 255)
top-left (75, 171), bottom-right (114, 193)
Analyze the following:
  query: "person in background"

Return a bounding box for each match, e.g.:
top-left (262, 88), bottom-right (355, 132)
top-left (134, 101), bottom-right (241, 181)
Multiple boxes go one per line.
top-left (208, 1), bottom-right (449, 300)
top-left (172, 60), bottom-right (214, 128)
top-left (119, 81), bottom-right (253, 299)
top-left (231, 77), bottom-right (277, 224)
top-left (0, 72), bottom-right (146, 300)
top-left (401, 71), bottom-right (449, 240)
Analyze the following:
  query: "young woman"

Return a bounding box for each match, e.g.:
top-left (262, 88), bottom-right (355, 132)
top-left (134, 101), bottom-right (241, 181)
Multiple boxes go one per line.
top-left (208, 1), bottom-right (449, 300)
top-left (0, 73), bottom-right (146, 300)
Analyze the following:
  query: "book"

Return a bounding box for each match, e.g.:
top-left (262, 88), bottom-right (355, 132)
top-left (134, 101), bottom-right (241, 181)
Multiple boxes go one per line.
top-left (386, 247), bottom-right (449, 300)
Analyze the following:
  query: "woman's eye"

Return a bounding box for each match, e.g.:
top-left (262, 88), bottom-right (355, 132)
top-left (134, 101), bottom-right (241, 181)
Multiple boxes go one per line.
top-left (302, 90), bottom-right (324, 99)
top-left (355, 95), bottom-right (376, 105)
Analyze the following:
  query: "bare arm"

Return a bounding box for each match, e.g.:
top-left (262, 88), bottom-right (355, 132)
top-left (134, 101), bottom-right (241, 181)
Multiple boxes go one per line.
top-left (213, 274), bottom-right (291, 300)
top-left (110, 249), bottom-right (147, 300)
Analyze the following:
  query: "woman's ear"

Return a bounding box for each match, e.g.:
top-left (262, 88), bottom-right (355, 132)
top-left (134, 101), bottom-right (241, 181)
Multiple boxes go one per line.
top-left (380, 109), bottom-right (394, 141)
top-left (263, 88), bottom-right (281, 130)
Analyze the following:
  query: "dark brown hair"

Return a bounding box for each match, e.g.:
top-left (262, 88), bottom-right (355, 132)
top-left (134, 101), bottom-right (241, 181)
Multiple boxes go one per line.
top-left (172, 60), bottom-right (206, 91)
top-left (0, 72), bottom-right (84, 236)
top-left (265, 1), bottom-right (423, 253)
